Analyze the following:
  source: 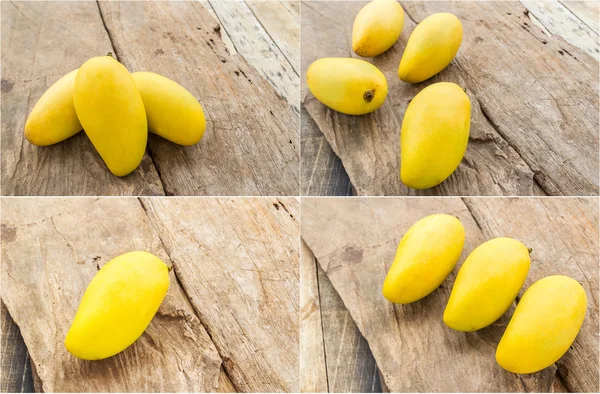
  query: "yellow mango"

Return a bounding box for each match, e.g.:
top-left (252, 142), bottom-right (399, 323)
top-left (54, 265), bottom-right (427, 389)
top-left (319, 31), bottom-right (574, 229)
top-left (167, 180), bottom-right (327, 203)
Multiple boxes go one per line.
top-left (65, 251), bottom-right (170, 360)
top-left (73, 56), bottom-right (147, 177)
top-left (383, 214), bottom-right (464, 304)
top-left (352, 0), bottom-right (405, 57)
top-left (398, 13), bottom-right (462, 83)
top-left (444, 237), bottom-right (531, 332)
top-left (132, 72), bottom-right (206, 146)
top-left (496, 275), bottom-right (587, 374)
top-left (306, 58), bottom-right (388, 115)
top-left (400, 82), bottom-right (470, 189)
top-left (24, 69), bottom-right (82, 146)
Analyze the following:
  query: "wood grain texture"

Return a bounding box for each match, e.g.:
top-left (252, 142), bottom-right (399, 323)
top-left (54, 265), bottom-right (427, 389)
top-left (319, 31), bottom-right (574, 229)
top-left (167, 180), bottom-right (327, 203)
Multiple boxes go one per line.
top-left (1, 302), bottom-right (34, 393)
top-left (140, 198), bottom-right (300, 393)
top-left (402, 1), bottom-right (599, 196)
top-left (301, 106), bottom-right (353, 196)
top-left (209, 0), bottom-right (299, 113)
top-left (301, 197), bottom-right (598, 392)
top-left (1, 198), bottom-right (223, 392)
top-left (1, 1), bottom-right (300, 196)
top-left (300, 241), bottom-right (328, 393)
top-left (301, 1), bottom-right (539, 196)
top-left (0, 1), bottom-right (164, 196)
top-left (558, 1), bottom-right (600, 35)
top-left (521, 1), bottom-right (599, 60)
top-left (96, 1), bottom-right (299, 196)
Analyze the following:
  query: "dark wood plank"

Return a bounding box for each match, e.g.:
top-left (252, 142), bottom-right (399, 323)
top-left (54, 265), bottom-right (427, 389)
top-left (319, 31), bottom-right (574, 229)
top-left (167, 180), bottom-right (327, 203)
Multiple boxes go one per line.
top-left (1, 301), bottom-right (34, 393)
top-left (98, 1), bottom-right (300, 196)
top-left (0, 1), bottom-right (164, 196)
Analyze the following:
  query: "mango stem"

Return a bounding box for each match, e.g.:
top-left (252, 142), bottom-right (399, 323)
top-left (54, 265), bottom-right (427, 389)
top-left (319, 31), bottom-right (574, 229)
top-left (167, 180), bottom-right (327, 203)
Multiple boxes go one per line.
top-left (168, 265), bottom-right (173, 272)
top-left (527, 247), bottom-right (533, 254)
top-left (363, 90), bottom-right (375, 103)
top-left (106, 52), bottom-right (113, 58)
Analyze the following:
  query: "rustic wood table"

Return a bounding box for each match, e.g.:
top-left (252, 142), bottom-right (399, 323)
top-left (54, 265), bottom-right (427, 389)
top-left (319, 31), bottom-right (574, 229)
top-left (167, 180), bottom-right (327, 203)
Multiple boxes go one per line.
top-left (1, 1), bottom-right (299, 196)
top-left (301, 1), bottom-right (599, 196)
top-left (301, 197), bottom-right (599, 392)
top-left (1, 197), bottom-right (299, 392)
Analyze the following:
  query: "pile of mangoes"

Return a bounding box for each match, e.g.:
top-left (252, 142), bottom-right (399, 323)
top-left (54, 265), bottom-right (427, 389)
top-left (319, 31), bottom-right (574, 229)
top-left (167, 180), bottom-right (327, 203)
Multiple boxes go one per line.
top-left (383, 214), bottom-right (587, 374)
top-left (25, 54), bottom-right (206, 177)
top-left (306, 0), bottom-right (469, 190)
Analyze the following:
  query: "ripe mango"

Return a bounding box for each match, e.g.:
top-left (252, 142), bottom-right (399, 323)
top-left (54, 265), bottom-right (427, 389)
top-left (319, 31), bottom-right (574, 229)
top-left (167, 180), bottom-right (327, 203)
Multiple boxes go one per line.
top-left (398, 13), bottom-right (462, 83)
top-left (352, 0), bottom-right (405, 57)
top-left (65, 251), bottom-right (170, 360)
top-left (383, 214), bottom-right (464, 304)
top-left (132, 72), bottom-right (206, 146)
top-left (444, 237), bottom-right (531, 332)
top-left (400, 82), bottom-right (470, 189)
top-left (306, 58), bottom-right (388, 115)
top-left (496, 275), bottom-right (587, 374)
top-left (73, 56), bottom-right (147, 177)
top-left (24, 69), bottom-right (82, 146)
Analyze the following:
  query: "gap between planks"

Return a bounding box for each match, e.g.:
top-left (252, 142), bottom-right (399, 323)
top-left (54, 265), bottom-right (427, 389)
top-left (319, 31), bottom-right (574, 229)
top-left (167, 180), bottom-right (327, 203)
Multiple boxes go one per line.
top-left (136, 197), bottom-right (239, 393)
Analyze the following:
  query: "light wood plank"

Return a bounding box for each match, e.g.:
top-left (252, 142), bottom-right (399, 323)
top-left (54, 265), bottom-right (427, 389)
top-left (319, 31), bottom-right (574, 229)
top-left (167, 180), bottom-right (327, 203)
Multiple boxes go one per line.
top-left (301, 1), bottom-right (538, 196)
top-left (1, 198), bottom-right (222, 392)
top-left (560, 1), bottom-right (600, 35)
top-left (209, 0), bottom-right (299, 112)
top-left (0, 1), bottom-right (164, 196)
top-left (98, 1), bottom-right (299, 196)
top-left (300, 241), bottom-right (328, 393)
top-left (141, 197), bottom-right (300, 392)
top-left (301, 198), bottom-right (586, 391)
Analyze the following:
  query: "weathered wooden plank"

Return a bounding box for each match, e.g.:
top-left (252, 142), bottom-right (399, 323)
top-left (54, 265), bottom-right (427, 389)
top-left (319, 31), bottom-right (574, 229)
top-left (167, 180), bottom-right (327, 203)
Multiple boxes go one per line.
top-left (301, 198), bottom-right (580, 391)
top-left (209, 0), bottom-right (299, 112)
top-left (300, 241), bottom-right (328, 393)
top-left (301, 106), bottom-right (353, 196)
top-left (521, 1), bottom-right (599, 60)
top-left (1, 198), bottom-right (222, 392)
top-left (97, 1), bottom-right (299, 196)
top-left (463, 197), bottom-right (599, 392)
top-left (559, 1), bottom-right (600, 35)
top-left (0, 1), bottom-right (164, 196)
top-left (317, 261), bottom-right (382, 393)
top-left (246, 1), bottom-right (300, 75)
top-left (140, 197), bottom-right (300, 392)
top-left (1, 301), bottom-right (34, 393)
top-left (402, 1), bottom-right (599, 195)
top-left (301, 1), bottom-right (537, 196)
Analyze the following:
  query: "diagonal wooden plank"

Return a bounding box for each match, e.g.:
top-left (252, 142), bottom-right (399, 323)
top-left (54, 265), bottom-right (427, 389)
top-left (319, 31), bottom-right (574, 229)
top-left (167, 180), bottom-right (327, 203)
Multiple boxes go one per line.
top-left (1, 301), bottom-right (34, 393)
top-left (95, 1), bottom-right (299, 196)
top-left (462, 197), bottom-right (599, 392)
top-left (402, 1), bottom-right (599, 195)
top-left (0, 1), bottom-right (164, 196)
top-left (301, 1), bottom-right (537, 196)
top-left (301, 198), bottom-right (581, 392)
top-left (559, 1), bottom-right (600, 35)
top-left (140, 197), bottom-right (300, 393)
top-left (300, 240), bottom-right (328, 393)
top-left (1, 198), bottom-right (222, 392)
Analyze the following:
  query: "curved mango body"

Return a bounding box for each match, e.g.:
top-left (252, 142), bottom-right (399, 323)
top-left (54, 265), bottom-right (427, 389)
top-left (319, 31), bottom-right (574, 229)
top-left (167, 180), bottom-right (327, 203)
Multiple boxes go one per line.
top-left (444, 237), bottom-right (531, 332)
top-left (383, 214), bottom-right (464, 304)
top-left (496, 275), bottom-right (587, 374)
top-left (398, 13), bottom-right (462, 83)
top-left (352, 0), bottom-right (404, 57)
top-left (73, 56), bottom-right (147, 176)
top-left (132, 72), bottom-right (206, 146)
top-left (24, 69), bottom-right (82, 146)
top-left (306, 58), bottom-right (388, 115)
top-left (400, 82), bottom-right (470, 189)
top-left (65, 251), bottom-right (170, 360)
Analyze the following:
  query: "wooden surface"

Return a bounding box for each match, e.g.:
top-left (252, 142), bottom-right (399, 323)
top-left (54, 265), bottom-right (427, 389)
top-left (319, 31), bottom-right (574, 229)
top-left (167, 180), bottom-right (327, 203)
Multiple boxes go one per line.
top-left (301, 198), bottom-right (599, 392)
top-left (1, 1), bottom-right (299, 196)
top-left (1, 197), bottom-right (299, 392)
top-left (301, 1), bottom-right (599, 196)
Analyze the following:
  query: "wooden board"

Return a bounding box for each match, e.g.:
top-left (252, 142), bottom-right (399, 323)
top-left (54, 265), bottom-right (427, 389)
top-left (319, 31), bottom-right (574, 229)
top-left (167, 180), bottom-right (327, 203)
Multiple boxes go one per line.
top-left (301, 1), bottom-right (599, 196)
top-left (140, 197), bottom-right (300, 393)
top-left (1, 301), bottom-right (35, 393)
top-left (0, 1), bottom-right (164, 196)
top-left (301, 197), bottom-right (599, 392)
top-left (1, 1), bottom-right (300, 196)
top-left (1, 198), bottom-right (223, 392)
